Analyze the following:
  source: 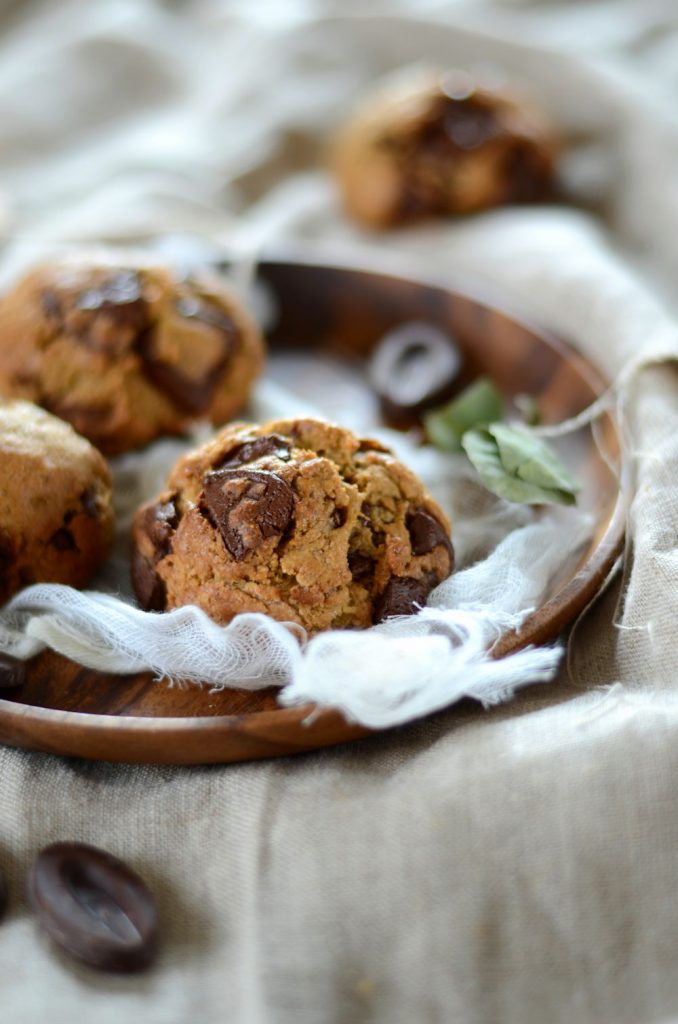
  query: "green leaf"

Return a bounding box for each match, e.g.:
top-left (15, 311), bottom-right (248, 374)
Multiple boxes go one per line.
top-left (461, 424), bottom-right (580, 506)
top-left (424, 378), bottom-right (504, 453)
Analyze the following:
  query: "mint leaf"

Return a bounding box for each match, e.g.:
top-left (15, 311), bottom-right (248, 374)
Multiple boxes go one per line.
top-left (461, 424), bottom-right (580, 506)
top-left (424, 378), bottom-right (504, 453)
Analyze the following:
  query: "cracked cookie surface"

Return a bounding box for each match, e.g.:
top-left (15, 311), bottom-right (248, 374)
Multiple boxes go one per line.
top-left (0, 258), bottom-right (265, 455)
top-left (332, 69), bottom-right (557, 228)
top-left (131, 418), bottom-right (454, 632)
top-left (0, 400), bottom-right (114, 603)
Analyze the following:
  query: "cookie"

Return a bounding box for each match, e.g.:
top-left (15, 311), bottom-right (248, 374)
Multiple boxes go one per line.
top-left (0, 258), bottom-right (265, 455)
top-left (0, 400), bottom-right (114, 604)
top-left (332, 69), bottom-right (557, 228)
top-left (132, 418), bottom-right (454, 632)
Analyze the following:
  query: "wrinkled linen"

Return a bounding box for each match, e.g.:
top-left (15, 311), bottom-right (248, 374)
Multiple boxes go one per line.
top-left (0, 2), bottom-right (678, 1023)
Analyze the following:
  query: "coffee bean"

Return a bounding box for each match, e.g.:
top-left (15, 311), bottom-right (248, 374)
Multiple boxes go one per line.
top-left (406, 508), bottom-right (453, 559)
top-left (28, 843), bottom-right (158, 973)
top-left (216, 434), bottom-right (291, 469)
top-left (368, 323), bottom-right (462, 428)
top-left (373, 572), bottom-right (437, 622)
top-left (0, 652), bottom-right (26, 688)
top-left (202, 468), bottom-right (295, 560)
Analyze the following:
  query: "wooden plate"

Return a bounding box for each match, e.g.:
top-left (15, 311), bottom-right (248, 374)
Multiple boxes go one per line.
top-left (0, 257), bottom-right (629, 764)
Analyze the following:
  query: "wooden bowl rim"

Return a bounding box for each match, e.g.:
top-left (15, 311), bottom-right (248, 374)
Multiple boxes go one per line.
top-left (0, 256), bottom-right (631, 749)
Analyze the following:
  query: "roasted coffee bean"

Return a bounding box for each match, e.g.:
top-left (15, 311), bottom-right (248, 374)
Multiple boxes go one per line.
top-left (0, 868), bottom-right (7, 922)
top-left (406, 508), bottom-right (453, 559)
top-left (373, 572), bottom-right (437, 622)
top-left (28, 843), bottom-right (158, 973)
top-left (202, 468), bottom-right (295, 560)
top-left (216, 434), bottom-right (291, 469)
top-left (368, 323), bottom-right (462, 428)
top-left (0, 652), bottom-right (25, 688)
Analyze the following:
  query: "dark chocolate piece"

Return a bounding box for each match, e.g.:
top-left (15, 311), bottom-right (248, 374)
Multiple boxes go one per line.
top-left (347, 550), bottom-right (374, 582)
top-left (406, 508), bottom-right (453, 558)
top-left (373, 572), bottom-right (437, 622)
top-left (28, 842), bottom-right (158, 973)
top-left (80, 489), bottom-right (100, 519)
top-left (215, 434), bottom-right (291, 469)
top-left (49, 528), bottom-right (78, 553)
top-left (131, 499), bottom-right (179, 612)
top-left (202, 468), bottom-right (295, 560)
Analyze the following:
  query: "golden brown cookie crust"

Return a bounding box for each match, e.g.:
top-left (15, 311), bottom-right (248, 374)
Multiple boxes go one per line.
top-left (132, 418), bottom-right (454, 633)
top-left (0, 400), bottom-right (114, 603)
top-left (332, 69), bottom-right (558, 228)
top-left (0, 258), bottom-right (265, 455)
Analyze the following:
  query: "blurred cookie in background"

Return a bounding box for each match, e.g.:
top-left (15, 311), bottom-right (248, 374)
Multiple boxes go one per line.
top-left (332, 69), bottom-right (558, 228)
top-left (0, 257), bottom-right (265, 456)
top-left (0, 400), bottom-right (114, 604)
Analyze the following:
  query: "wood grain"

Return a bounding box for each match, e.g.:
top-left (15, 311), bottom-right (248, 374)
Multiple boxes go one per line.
top-left (0, 257), bottom-right (629, 764)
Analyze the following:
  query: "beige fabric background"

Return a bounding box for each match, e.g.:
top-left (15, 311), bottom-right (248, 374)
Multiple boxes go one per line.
top-left (1, 1), bottom-right (678, 1022)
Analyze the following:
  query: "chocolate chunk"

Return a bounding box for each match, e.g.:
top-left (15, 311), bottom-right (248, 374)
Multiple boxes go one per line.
top-left (503, 141), bottom-right (552, 203)
top-left (144, 500), bottom-right (179, 560)
top-left (49, 528), bottom-right (78, 552)
top-left (331, 507), bottom-right (348, 529)
top-left (442, 98), bottom-right (498, 150)
top-left (202, 468), bottom-right (294, 560)
top-left (41, 289), bottom-right (62, 323)
top-left (368, 323), bottom-right (462, 428)
top-left (215, 434), bottom-right (291, 469)
top-left (28, 842), bottom-right (158, 973)
top-left (131, 499), bottom-right (179, 612)
top-left (137, 329), bottom-right (231, 415)
top-left (0, 533), bottom-right (14, 574)
top-left (131, 551), bottom-right (167, 612)
top-left (0, 652), bottom-right (26, 689)
top-left (348, 550), bottom-right (374, 582)
top-left (176, 296), bottom-right (237, 340)
top-left (80, 488), bottom-right (100, 518)
top-left (373, 572), bottom-right (437, 622)
top-left (406, 508), bottom-right (453, 558)
top-left (139, 295), bottom-right (239, 414)
top-left (76, 270), bottom-right (147, 328)
top-left (0, 868), bottom-right (7, 922)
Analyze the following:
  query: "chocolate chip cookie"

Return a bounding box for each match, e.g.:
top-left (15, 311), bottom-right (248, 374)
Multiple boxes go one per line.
top-left (332, 70), bottom-right (557, 228)
top-left (0, 258), bottom-right (265, 455)
top-left (132, 418), bottom-right (453, 632)
top-left (0, 400), bottom-right (114, 604)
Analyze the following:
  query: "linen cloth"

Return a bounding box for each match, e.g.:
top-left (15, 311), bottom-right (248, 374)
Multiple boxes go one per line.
top-left (1, 2), bottom-right (678, 1022)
